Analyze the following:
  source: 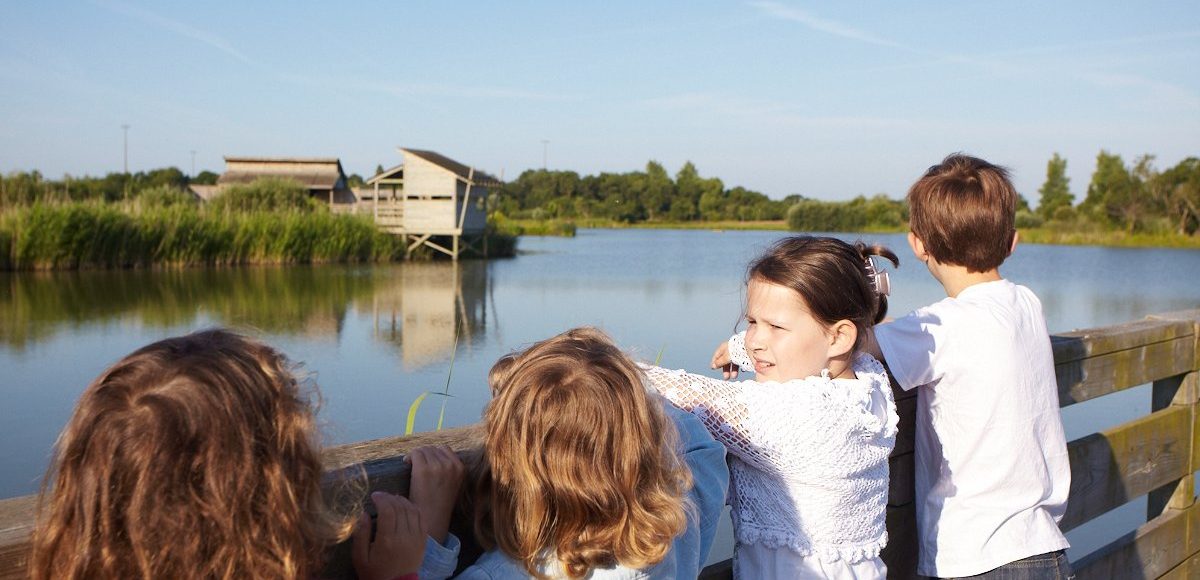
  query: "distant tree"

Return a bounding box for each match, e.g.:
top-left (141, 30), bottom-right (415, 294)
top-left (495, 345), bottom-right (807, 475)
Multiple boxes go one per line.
top-left (1157, 157), bottom-right (1200, 235)
top-left (1082, 151), bottom-right (1161, 232)
top-left (346, 173), bottom-right (366, 188)
top-left (1037, 153), bottom-right (1073, 220)
top-left (642, 161), bottom-right (673, 221)
top-left (137, 167), bottom-right (188, 191)
top-left (191, 170), bottom-right (219, 185)
top-left (375, 164), bottom-right (385, 176)
top-left (1081, 151), bottom-right (1131, 225)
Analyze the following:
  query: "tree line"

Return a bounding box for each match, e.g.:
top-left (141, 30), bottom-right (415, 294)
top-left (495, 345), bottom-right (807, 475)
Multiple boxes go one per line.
top-left (1031, 152), bottom-right (1199, 236)
top-left (493, 161), bottom-right (800, 223)
top-left (2, 151), bottom-right (1197, 237)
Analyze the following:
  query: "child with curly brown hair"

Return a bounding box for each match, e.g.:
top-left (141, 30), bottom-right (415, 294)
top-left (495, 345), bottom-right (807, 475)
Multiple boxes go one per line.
top-left (29, 329), bottom-right (427, 580)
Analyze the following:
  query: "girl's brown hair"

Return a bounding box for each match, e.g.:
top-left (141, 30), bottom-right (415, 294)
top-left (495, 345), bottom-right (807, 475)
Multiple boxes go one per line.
top-left (29, 329), bottom-right (354, 580)
top-left (749, 236), bottom-right (898, 352)
top-left (476, 327), bottom-right (691, 579)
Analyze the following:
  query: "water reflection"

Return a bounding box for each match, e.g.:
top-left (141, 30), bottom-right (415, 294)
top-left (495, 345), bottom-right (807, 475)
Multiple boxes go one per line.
top-left (0, 263), bottom-right (491, 368)
top-left (365, 262), bottom-right (490, 370)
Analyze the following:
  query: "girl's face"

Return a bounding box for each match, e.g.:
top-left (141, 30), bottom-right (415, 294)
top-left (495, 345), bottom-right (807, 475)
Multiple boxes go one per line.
top-left (744, 278), bottom-right (835, 383)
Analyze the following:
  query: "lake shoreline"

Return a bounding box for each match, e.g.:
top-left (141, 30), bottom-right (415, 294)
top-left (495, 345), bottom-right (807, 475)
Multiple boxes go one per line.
top-left (510, 218), bottom-right (1200, 249)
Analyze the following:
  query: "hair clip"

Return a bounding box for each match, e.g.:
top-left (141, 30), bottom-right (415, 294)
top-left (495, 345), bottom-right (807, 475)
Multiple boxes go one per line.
top-left (864, 257), bottom-right (891, 297)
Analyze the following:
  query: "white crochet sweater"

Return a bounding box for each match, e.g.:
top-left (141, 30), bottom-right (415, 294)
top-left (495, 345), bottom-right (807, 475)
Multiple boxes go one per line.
top-left (641, 334), bottom-right (898, 564)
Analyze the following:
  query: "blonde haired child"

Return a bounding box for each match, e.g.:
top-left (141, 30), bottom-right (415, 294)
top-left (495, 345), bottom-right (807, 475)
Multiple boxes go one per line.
top-left (418, 326), bottom-right (729, 579)
top-left (649, 235), bottom-right (900, 579)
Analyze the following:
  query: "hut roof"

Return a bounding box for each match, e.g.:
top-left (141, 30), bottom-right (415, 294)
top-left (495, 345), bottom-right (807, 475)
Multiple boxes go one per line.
top-left (218, 157), bottom-right (347, 190)
top-left (366, 163), bottom-right (404, 185)
top-left (400, 149), bottom-right (503, 187)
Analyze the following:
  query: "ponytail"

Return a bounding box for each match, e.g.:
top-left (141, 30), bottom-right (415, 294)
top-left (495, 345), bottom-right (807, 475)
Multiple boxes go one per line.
top-left (854, 241), bottom-right (899, 324)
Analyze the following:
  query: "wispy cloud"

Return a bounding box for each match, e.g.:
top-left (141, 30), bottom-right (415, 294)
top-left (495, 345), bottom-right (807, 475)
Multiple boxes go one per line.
top-left (747, 1), bottom-right (910, 50)
top-left (1080, 72), bottom-right (1200, 110)
top-left (640, 91), bottom-right (914, 130)
top-left (91, 0), bottom-right (259, 68)
top-left (369, 82), bottom-right (575, 101)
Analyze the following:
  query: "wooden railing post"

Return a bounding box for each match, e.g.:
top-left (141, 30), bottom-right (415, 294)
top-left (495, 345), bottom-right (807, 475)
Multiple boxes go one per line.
top-left (1148, 371), bottom-right (1198, 519)
top-left (1147, 311), bottom-right (1200, 521)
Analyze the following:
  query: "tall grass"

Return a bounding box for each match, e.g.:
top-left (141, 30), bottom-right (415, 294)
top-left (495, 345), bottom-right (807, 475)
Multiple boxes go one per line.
top-left (0, 202), bottom-right (407, 270)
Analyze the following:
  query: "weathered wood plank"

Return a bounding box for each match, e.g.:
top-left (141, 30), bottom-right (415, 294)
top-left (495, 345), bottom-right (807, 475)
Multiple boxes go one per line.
top-left (1153, 371), bottom-right (1200, 410)
top-left (1061, 405), bottom-right (1192, 531)
top-left (1051, 317), bottom-right (1193, 364)
top-left (1148, 309), bottom-right (1200, 368)
top-left (0, 496), bottom-right (34, 580)
top-left (1056, 334), bottom-right (1196, 407)
top-left (1189, 480), bottom-right (1200, 558)
top-left (1073, 503), bottom-right (1195, 580)
top-left (1159, 552), bottom-right (1200, 580)
top-left (1148, 372), bottom-right (1197, 518)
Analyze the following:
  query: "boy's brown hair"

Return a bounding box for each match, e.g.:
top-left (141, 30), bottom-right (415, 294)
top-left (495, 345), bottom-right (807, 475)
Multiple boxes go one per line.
top-left (29, 329), bottom-right (355, 580)
top-left (907, 153), bottom-right (1018, 272)
top-left (476, 327), bottom-right (691, 579)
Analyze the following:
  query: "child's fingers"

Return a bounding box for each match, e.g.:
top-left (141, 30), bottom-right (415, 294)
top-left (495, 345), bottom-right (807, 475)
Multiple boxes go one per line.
top-left (351, 511), bottom-right (371, 567)
top-left (396, 495), bottom-right (422, 534)
top-left (710, 342), bottom-right (731, 368)
top-left (408, 446), bottom-right (430, 473)
top-left (432, 445), bottom-right (464, 474)
top-left (721, 362), bottom-right (739, 380)
top-left (372, 492), bottom-right (398, 536)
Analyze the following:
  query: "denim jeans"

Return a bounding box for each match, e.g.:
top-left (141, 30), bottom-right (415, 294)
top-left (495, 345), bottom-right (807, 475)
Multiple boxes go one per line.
top-left (944, 551), bottom-right (1074, 580)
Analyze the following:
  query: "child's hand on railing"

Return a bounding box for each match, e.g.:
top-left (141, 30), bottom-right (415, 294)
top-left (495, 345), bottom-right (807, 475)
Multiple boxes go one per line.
top-left (711, 341), bottom-right (739, 380)
top-left (352, 492), bottom-right (424, 580)
top-left (407, 445), bottom-right (466, 544)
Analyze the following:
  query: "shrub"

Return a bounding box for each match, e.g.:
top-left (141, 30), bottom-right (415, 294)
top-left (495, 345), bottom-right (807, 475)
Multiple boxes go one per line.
top-left (208, 177), bottom-right (320, 214)
top-left (1015, 210), bottom-right (1044, 229)
top-left (136, 185), bottom-right (198, 209)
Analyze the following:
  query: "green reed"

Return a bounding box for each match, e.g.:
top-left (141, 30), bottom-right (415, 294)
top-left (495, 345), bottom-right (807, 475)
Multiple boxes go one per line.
top-left (0, 202), bottom-right (409, 270)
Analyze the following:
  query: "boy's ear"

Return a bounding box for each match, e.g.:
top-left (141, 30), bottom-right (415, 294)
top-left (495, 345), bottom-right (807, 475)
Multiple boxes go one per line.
top-left (907, 231), bottom-right (929, 262)
top-left (1009, 230), bottom-right (1020, 256)
top-left (827, 320), bottom-right (857, 358)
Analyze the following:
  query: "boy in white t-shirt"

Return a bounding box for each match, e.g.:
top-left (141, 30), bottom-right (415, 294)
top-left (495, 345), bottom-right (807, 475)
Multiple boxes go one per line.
top-left (871, 154), bottom-right (1072, 579)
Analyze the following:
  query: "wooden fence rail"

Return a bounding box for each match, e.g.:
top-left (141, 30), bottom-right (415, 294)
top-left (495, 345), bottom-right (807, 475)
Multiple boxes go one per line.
top-left (1, 310), bottom-right (1197, 579)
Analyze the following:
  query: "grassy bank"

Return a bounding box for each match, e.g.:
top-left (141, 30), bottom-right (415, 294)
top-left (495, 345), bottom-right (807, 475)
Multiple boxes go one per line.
top-left (515, 216), bottom-right (1200, 249)
top-left (1019, 227), bottom-right (1200, 249)
top-left (0, 203), bottom-right (405, 270)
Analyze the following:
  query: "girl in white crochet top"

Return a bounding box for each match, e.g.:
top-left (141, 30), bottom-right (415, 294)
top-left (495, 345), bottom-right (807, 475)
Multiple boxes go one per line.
top-left (642, 235), bottom-right (900, 579)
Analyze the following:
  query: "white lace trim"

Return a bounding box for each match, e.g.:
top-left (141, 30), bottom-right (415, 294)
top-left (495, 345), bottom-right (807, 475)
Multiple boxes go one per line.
top-left (735, 524), bottom-right (890, 564)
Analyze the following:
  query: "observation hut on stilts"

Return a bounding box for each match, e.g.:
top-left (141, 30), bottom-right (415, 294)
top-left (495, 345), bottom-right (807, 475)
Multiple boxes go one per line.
top-left (366, 149), bottom-right (502, 261)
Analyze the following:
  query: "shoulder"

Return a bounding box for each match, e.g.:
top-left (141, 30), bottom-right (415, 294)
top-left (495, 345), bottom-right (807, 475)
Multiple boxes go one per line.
top-left (459, 550), bottom-right (527, 579)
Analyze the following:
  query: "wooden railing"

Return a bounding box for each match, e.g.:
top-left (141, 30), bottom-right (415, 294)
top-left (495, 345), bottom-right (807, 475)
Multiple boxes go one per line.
top-left (1, 310), bottom-right (1197, 579)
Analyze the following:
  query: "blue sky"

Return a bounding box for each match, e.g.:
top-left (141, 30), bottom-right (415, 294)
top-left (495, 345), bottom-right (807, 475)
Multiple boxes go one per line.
top-left (1, 1), bottom-right (1197, 201)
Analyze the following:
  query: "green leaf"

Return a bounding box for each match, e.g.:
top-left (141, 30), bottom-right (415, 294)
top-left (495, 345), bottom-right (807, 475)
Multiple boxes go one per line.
top-left (405, 391), bottom-right (430, 435)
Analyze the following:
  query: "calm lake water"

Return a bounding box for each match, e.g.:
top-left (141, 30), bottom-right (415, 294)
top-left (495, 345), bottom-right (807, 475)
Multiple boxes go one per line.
top-left (2, 229), bottom-right (1198, 561)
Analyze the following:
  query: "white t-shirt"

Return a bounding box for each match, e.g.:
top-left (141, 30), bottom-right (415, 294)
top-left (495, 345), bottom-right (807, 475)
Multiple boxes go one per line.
top-left (874, 279), bottom-right (1070, 578)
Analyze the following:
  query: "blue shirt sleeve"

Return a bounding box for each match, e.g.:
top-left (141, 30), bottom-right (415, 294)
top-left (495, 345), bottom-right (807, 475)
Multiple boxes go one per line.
top-left (663, 402), bottom-right (729, 572)
top-left (419, 532), bottom-right (462, 580)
